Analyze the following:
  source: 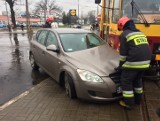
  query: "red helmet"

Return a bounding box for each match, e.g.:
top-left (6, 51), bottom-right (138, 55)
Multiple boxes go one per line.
top-left (117, 16), bottom-right (131, 31)
top-left (46, 17), bottom-right (53, 22)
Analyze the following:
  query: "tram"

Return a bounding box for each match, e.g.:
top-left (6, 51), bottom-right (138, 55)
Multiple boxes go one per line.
top-left (95, 0), bottom-right (160, 79)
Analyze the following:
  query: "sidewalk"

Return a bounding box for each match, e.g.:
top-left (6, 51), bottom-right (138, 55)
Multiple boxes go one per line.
top-left (0, 29), bottom-right (29, 34)
top-left (0, 28), bottom-right (37, 34)
top-left (0, 78), bottom-right (144, 121)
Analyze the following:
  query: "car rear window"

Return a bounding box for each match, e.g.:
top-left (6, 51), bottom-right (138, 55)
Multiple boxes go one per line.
top-left (59, 33), bottom-right (105, 52)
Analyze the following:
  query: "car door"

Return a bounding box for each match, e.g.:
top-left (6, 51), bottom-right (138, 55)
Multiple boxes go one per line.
top-left (31, 30), bottom-right (42, 65)
top-left (33, 30), bottom-right (49, 69)
top-left (44, 31), bottom-right (59, 79)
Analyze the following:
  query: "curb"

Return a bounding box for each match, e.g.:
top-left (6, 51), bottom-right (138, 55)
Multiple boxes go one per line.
top-left (0, 78), bottom-right (49, 111)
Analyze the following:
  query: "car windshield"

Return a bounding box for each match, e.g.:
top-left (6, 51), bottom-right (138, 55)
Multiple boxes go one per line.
top-left (59, 33), bottom-right (105, 52)
top-left (122, 0), bottom-right (160, 23)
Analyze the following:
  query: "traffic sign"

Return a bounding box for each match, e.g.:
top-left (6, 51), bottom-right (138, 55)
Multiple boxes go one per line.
top-left (70, 9), bottom-right (76, 16)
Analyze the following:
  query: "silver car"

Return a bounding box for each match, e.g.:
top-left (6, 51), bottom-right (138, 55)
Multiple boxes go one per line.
top-left (29, 28), bottom-right (122, 101)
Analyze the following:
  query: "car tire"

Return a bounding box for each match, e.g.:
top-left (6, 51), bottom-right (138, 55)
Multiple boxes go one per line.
top-left (29, 53), bottom-right (39, 70)
top-left (64, 73), bottom-right (77, 99)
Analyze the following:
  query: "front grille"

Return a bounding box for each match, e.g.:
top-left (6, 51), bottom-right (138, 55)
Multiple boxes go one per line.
top-left (88, 90), bottom-right (96, 96)
top-left (112, 92), bottom-right (122, 97)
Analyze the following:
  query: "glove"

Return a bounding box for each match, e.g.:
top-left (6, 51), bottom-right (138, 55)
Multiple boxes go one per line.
top-left (114, 66), bottom-right (122, 76)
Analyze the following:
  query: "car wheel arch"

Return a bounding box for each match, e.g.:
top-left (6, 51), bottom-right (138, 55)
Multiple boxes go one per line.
top-left (29, 51), bottom-right (39, 70)
top-left (59, 70), bottom-right (77, 98)
top-left (58, 66), bottom-right (78, 85)
top-left (59, 69), bottom-right (76, 86)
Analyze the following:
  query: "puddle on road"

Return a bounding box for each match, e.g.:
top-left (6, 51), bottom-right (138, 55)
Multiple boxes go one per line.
top-left (0, 33), bottom-right (49, 106)
top-left (0, 33), bottom-right (33, 47)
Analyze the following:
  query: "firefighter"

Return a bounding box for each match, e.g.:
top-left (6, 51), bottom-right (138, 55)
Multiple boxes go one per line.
top-left (20, 24), bottom-right (24, 31)
top-left (43, 17), bottom-right (53, 28)
top-left (117, 16), bottom-right (151, 109)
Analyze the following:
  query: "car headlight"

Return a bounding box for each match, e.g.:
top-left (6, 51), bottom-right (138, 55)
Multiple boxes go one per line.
top-left (77, 69), bottom-right (104, 83)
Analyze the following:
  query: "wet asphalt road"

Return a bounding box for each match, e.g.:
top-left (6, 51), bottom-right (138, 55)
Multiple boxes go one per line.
top-left (0, 32), bottom-right (49, 105)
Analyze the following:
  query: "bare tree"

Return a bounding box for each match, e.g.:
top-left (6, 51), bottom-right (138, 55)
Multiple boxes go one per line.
top-left (5, 0), bottom-right (16, 28)
top-left (83, 15), bottom-right (89, 24)
top-left (34, 0), bottom-right (62, 21)
top-left (62, 12), bottom-right (68, 24)
top-left (88, 10), bottom-right (96, 24)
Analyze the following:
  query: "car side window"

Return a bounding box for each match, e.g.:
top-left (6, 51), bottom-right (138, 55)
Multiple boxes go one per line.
top-left (37, 30), bottom-right (48, 45)
top-left (46, 32), bottom-right (58, 47)
top-left (36, 30), bottom-right (41, 40)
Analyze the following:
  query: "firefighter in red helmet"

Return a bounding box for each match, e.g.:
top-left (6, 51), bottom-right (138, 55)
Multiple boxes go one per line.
top-left (117, 16), bottom-right (151, 109)
top-left (43, 17), bottom-right (53, 28)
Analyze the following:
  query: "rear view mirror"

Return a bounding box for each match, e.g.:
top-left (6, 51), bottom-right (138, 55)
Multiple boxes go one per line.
top-left (95, 0), bottom-right (101, 4)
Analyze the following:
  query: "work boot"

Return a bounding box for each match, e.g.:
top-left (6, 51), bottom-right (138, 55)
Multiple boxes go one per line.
top-left (135, 93), bottom-right (142, 105)
top-left (119, 100), bottom-right (133, 110)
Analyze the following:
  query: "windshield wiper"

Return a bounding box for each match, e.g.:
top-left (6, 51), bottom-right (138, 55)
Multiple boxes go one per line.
top-left (131, 0), bottom-right (149, 27)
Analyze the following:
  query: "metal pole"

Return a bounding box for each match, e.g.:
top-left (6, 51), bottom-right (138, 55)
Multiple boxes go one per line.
top-left (5, 1), bottom-right (9, 25)
top-left (97, 5), bottom-right (98, 16)
top-left (44, 0), bottom-right (47, 21)
top-left (78, 0), bottom-right (79, 24)
top-left (26, 0), bottom-right (30, 32)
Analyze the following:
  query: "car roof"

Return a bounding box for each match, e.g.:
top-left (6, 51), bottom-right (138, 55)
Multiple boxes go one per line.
top-left (38, 28), bottom-right (91, 34)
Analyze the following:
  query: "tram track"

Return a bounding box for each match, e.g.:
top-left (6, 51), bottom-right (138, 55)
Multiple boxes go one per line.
top-left (141, 79), bottom-right (160, 121)
top-left (141, 90), bottom-right (151, 121)
top-left (121, 79), bottom-right (160, 121)
top-left (153, 80), bottom-right (160, 89)
top-left (123, 109), bottom-right (130, 121)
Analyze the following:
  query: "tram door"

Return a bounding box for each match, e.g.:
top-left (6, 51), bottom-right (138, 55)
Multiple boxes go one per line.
top-left (107, 0), bottom-right (121, 51)
top-left (99, 0), bottom-right (121, 50)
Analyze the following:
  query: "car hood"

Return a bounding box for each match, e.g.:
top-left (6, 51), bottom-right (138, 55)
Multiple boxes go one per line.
top-left (65, 44), bottom-right (119, 76)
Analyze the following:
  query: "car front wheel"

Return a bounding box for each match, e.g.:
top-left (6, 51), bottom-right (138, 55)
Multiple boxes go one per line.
top-left (64, 73), bottom-right (76, 99)
top-left (29, 53), bottom-right (39, 70)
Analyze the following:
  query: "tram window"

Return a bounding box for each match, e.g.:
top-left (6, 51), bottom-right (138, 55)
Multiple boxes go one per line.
top-left (112, 0), bottom-right (120, 23)
top-left (122, 0), bottom-right (137, 19)
top-left (122, 0), bottom-right (160, 23)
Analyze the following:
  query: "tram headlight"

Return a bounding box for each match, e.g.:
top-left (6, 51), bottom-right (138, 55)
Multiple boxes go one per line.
top-left (153, 43), bottom-right (160, 53)
top-left (158, 45), bottom-right (160, 51)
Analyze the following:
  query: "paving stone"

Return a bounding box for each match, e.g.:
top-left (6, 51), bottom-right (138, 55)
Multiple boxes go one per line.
top-left (0, 78), bottom-right (151, 121)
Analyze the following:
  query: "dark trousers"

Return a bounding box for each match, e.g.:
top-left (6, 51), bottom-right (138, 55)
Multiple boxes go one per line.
top-left (120, 70), bottom-right (145, 105)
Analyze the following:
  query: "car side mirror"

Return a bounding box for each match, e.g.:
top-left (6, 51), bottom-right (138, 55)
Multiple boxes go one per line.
top-left (46, 44), bottom-right (60, 53)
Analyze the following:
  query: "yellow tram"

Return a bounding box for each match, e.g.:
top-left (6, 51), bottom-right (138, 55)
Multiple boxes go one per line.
top-left (95, 0), bottom-right (160, 79)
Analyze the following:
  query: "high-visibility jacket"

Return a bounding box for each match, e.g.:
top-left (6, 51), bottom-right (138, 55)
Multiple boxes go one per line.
top-left (119, 29), bottom-right (151, 70)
